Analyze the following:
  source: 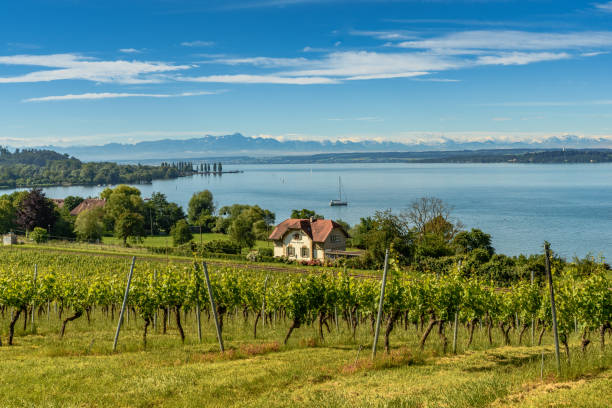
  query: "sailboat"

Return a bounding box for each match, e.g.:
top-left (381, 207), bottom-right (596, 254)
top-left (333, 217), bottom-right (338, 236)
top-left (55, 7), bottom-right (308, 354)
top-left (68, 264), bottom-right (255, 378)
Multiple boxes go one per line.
top-left (330, 176), bottom-right (348, 206)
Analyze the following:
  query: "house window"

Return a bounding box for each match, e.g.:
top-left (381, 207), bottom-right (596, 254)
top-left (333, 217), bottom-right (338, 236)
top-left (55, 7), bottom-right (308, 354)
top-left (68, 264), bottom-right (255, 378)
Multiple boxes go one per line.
top-left (293, 233), bottom-right (301, 241)
top-left (330, 234), bottom-right (338, 243)
top-left (287, 246), bottom-right (295, 257)
top-left (301, 247), bottom-right (309, 258)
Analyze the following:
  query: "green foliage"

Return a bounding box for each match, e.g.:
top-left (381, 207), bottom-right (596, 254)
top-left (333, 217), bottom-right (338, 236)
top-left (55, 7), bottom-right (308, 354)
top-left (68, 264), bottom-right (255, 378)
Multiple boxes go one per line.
top-left (145, 192), bottom-right (185, 234)
top-left (453, 228), bottom-right (494, 256)
top-left (74, 207), bottom-right (105, 242)
top-left (171, 220), bottom-right (193, 246)
top-left (114, 211), bottom-right (145, 245)
top-left (188, 190), bottom-right (215, 224)
top-left (30, 227), bottom-right (49, 243)
top-left (290, 209), bottom-right (323, 220)
top-left (0, 148), bottom-right (195, 188)
top-left (63, 196), bottom-right (84, 212)
top-left (201, 239), bottom-right (242, 255)
top-left (229, 212), bottom-right (256, 249)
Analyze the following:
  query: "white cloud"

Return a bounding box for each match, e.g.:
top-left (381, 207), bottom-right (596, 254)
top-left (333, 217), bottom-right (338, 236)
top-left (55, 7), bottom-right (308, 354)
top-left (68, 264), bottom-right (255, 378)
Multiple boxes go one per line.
top-left (349, 30), bottom-right (417, 41)
top-left (181, 40), bottom-right (215, 47)
top-left (0, 53), bottom-right (191, 84)
top-left (595, 2), bottom-right (612, 12)
top-left (23, 90), bottom-right (222, 102)
top-left (205, 56), bottom-right (309, 67)
top-left (476, 52), bottom-right (570, 66)
top-left (396, 31), bottom-right (612, 51)
top-left (177, 74), bottom-right (338, 84)
top-left (119, 48), bottom-right (143, 54)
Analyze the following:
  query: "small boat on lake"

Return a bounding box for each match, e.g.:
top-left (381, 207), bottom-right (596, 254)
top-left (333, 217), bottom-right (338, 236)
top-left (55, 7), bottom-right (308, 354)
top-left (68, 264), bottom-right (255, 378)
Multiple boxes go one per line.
top-left (330, 176), bottom-right (348, 206)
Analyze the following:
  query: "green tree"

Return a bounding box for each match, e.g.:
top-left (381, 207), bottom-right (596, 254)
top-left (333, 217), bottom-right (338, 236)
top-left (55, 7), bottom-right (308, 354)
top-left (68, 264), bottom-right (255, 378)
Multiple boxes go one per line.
top-left (453, 228), bottom-right (494, 256)
top-left (114, 212), bottom-right (145, 245)
top-left (145, 192), bottom-right (185, 234)
top-left (188, 190), bottom-right (215, 224)
top-left (290, 209), bottom-right (323, 219)
top-left (229, 212), bottom-right (256, 249)
top-left (74, 207), bottom-right (105, 242)
top-left (15, 188), bottom-right (57, 234)
top-left (170, 219), bottom-right (193, 246)
top-left (63, 196), bottom-right (84, 212)
top-left (363, 210), bottom-right (414, 267)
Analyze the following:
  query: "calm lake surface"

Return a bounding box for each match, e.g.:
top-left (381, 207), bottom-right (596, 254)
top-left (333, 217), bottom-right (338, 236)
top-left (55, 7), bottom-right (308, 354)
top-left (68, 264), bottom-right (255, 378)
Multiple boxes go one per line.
top-left (6, 163), bottom-right (612, 259)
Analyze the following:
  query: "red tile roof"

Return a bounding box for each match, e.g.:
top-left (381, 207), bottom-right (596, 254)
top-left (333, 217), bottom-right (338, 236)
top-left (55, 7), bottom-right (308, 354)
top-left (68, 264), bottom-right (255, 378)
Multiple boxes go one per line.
top-left (268, 218), bottom-right (348, 242)
top-left (70, 198), bottom-right (106, 216)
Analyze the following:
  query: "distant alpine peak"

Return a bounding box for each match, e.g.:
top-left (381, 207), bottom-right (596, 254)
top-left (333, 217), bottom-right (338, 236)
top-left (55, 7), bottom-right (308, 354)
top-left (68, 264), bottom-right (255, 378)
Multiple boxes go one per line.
top-left (41, 133), bottom-right (612, 161)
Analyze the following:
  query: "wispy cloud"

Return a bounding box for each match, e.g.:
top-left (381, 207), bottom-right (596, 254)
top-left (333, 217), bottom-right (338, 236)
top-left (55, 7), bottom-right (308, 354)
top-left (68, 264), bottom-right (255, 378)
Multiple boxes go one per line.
top-left (181, 40), bottom-right (215, 47)
top-left (177, 74), bottom-right (338, 84)
top-left (476, 52), bottom-right (570, 66)
top-left (0, 54), bottom-right (191, 84)
top-left (119, 48), bottom-right (144, 54)
top-left (205, 56), bottom-right (309, 67)
top-left (349, 29), bottom-right (417, 41)
top-left (395, 30), bottom-right (612, 51)
top-left (594, 2), bottom-right (612, 12)
top-left (23, 90), bottom-right (222, 103)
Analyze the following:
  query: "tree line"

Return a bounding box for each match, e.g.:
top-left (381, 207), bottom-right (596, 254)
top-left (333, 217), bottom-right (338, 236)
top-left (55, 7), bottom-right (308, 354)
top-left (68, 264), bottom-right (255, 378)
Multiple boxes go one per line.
top-left (0, 148), bottom-right (201, 188)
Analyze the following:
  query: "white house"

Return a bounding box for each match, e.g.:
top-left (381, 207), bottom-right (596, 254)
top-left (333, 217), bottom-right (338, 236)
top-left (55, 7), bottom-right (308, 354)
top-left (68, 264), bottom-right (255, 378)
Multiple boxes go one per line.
top-left (268, 218), bottom-right (349, 261)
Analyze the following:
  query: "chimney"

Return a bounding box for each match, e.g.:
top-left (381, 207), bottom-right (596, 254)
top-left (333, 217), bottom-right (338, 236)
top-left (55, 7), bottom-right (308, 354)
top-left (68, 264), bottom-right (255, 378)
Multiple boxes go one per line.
top-left (309, 216), bottom-right (314, 223)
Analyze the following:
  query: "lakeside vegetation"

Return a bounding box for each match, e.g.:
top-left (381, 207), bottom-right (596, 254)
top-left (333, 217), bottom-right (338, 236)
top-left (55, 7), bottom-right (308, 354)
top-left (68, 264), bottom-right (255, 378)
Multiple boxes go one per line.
top-left (0, 147), bottom-right (214, 188)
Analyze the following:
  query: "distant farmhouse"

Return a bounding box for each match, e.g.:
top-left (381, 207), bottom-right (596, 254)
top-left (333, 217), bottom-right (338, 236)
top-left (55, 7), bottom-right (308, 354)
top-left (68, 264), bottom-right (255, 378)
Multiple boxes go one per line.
top-left (268, 218), bottom-right (353, 261)
top-left (69, 198), bottom-right (106, 216)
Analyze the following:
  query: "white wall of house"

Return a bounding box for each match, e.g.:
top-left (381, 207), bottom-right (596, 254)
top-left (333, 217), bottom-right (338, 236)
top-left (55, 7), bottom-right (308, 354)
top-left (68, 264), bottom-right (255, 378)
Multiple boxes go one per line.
top-left (272, 227), bottom-right (347, 261)
top-left (322, 229), bottom-right (347, 256)
top-left (280, 229), bottom-right (313, 260)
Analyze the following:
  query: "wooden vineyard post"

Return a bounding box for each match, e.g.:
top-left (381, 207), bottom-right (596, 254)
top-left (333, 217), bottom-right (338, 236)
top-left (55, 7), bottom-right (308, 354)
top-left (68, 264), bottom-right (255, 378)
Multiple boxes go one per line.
top-left (31, 264), bottom-right (38, 325)
top-left (195, 266), bottom-right (202, 343)
top-left (202, 261), bottom-right (224, 352)
top-left (452, 260), bottom-right (462, 354)
top-left (371, 249), bottom-right (389, 359)
top-left (544, 242), bottom-right (561, 374)
top-left (262, 275), bottom-right (269, 328)
top-left (531, 269), bottom-right (535, 346)
top-left (153, 270), bottom-right (157, 332)
top-left (113, 257), bottom-right (136, 352)
top-left (452, 311), bottom-right (459, 354)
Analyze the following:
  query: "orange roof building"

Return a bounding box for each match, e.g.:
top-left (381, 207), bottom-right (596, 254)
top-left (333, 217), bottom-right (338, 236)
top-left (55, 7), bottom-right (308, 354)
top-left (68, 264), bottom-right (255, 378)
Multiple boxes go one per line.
top-left (69, 198), bottom-right (106, 216)
top-left (268, 218), bottom-right (349, 261)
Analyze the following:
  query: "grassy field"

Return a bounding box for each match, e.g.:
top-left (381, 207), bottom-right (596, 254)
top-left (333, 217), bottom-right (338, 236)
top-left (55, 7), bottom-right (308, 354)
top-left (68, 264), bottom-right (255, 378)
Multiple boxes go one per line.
top-left (2, 303), bottom-right (611, 407)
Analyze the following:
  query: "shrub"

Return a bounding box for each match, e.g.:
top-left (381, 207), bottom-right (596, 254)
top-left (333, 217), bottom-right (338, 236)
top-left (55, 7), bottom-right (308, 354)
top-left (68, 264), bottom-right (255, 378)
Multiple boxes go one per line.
top-left (30, 227), bottom-right (49, 243)
top-left (171, 220), bottom-right (193, 246)
top-left (202, 239), bottom-right (241, 255)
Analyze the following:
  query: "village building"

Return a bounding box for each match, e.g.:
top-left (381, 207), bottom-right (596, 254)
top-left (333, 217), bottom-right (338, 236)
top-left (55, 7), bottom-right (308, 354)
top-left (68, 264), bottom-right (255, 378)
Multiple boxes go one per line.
top-left (268, 218), bottom-right (350, 261)
top-left (69, 198), bottom-right (106, 216)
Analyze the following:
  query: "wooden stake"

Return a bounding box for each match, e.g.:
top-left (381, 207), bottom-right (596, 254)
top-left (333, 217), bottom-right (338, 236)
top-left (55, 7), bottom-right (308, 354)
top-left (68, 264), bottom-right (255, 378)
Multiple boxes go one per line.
top-left (452, 311), bottom-right (459, 354)
top-left (153, 270), bottom-right (157, 331)
top-left (544, 242), bottom-right (561, 374)
top-left (195, 267), bottom-right (202, 343)
top-left (531, 269), bottom-right (535, 346)
top-left (113, 257), bottom-right (136, 352)
top-left (372, 249), bottom-right (389, 359)
top-left (262, 275), bottom-right (269, 328)
top-left (31, 264), bottom-right (37, 325)
top-left (202, 262), bottom-right (224, 352)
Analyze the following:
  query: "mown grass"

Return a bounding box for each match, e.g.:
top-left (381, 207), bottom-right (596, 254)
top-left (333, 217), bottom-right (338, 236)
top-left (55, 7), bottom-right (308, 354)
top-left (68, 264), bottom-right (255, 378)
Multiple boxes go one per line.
top-left (1, 306), bottom-right (610, 408)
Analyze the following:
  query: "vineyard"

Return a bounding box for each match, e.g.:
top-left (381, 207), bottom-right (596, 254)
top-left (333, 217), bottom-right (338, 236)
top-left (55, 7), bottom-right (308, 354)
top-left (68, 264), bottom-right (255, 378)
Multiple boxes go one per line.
top-left (1, 247), bottom-right (611, 407)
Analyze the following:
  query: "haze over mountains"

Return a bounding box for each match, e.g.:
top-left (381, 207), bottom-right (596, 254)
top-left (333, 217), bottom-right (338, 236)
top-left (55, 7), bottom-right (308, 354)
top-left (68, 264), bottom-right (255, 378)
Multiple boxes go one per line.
top-left (41, 133), bottom-right (612, 162)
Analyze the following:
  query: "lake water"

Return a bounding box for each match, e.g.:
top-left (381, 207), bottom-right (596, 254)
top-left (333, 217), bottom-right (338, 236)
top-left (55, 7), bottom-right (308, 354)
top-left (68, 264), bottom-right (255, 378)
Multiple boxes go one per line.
top-left (5, 163), bottom-right (612, 259)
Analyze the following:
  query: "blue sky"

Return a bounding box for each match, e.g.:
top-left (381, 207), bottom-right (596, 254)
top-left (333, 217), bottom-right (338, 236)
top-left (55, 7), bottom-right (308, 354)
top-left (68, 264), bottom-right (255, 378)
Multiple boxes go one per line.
top-left (2, 0), bottom-right (612, 147)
